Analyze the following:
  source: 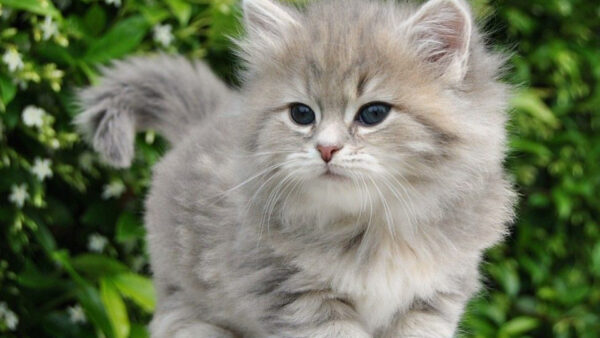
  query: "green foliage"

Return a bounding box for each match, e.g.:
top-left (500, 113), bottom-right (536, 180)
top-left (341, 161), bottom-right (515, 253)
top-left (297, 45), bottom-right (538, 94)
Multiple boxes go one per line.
top-left (0, 0), bottom-right (598, 337)
top-left (0, 0), bottom-right (237, 336)
top-left (460, 0), bottom-right (600, 337)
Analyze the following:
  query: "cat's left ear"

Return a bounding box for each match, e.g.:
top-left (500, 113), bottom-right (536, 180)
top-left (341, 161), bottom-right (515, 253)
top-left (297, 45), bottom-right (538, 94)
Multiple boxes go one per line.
top-left (242, 0), bottom-right (299, 47)
top-left (404, 0), bottom-right (473, 83)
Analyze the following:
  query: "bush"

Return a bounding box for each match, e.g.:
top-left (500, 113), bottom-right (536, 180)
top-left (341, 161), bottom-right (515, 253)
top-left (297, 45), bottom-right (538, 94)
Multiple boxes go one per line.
top-left (0, 0), bottom-right (598, 337)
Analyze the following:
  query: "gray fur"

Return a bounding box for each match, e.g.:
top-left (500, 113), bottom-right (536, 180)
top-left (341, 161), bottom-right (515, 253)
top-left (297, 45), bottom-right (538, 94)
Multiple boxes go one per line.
top-left (76, 0), bottom-right (516, 337)
top-left (76, 54), bottom-right (234, 167)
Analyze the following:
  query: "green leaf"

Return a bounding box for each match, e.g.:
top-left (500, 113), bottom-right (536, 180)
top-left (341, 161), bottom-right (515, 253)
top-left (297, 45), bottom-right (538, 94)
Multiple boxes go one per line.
top-left (208, 1), bottom-right (241, 49)
top-left (84, 16), bottom-right (149, 64)
top-left (35, 42), bottom-right (76, 66)
top-left (64, 14), bottom-right (92, 41)
top-left (552, 189), bottom-right (573, 219)
top-left (0, 0), bottom-right (61, 18)
top-left (17, 261), bottom-right (64, 290)
top-left (592, 242), bottom-right (600, 277)
top-left (112, 273), bottom-right (155, 313)
top-left (478, 303), bottom-right (507, 325)
top-left (78, 61), bottom-right (99, 84)
top-left (511, 89), bottom-right (560, 129)
top-left (139, 7), bottom-right (171, 25)
top-left (0, 74), bottom-right (17, 111)
top-left (461, 316), bottom-right (496, 337)
top-left (100, 277), bottom-right (130, 338)
top-left (489, 262), bottom-right (521, 298)
top-left (115, 211), bottom-right (145, 243)
top-left (84, 4), bottom-right (107, 37)
top-left (77, 284), bottom-right (114, 338)
top-left (129, 324), bottom-right (150, 338)
top-left (499, 316), bottom-right (540, 337)
top-left (166, 0), bottom-right (192, 25)
top-left (509, 138), bottom-right (552, 162)
top-left (72, 254), bottom-right (129, 279)
top-left (33, 222), bottom-right (57, 253)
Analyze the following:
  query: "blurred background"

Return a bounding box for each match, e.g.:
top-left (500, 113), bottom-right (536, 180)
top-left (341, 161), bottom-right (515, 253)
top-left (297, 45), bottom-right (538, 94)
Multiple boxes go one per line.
top-left (0, 0), bottom-right (598, 337)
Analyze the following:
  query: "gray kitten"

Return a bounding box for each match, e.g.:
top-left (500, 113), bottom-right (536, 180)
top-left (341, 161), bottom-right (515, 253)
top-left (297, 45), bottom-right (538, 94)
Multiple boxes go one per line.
top-left (76, 0), bottom-right (515, 337)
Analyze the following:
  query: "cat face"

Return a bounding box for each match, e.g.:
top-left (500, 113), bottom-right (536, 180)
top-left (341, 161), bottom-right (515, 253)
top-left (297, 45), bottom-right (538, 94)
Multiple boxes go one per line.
top-left (239, 0), bottom-right (507, 221)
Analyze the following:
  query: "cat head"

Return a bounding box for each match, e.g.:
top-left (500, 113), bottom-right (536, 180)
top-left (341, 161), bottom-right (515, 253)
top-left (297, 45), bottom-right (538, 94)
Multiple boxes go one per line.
top-left (237, 0), bottom-right (509, 228)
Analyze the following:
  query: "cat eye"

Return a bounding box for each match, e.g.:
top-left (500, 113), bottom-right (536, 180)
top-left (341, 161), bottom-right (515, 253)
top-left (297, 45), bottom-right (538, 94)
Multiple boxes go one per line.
top-left (355, 102), bottom-right (391, 126)
top-left (290, 103), bottom-right (316, 126)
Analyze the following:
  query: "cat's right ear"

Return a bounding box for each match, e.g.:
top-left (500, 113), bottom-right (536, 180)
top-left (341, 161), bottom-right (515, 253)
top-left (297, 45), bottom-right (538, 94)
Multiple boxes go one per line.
top-left (242, 0), bottom-right (299, 47)
top-left (403, 0), bottom-right (473, 83)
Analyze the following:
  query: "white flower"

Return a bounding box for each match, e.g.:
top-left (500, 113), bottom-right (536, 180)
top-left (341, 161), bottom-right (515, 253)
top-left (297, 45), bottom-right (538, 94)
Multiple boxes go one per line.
top-left (31, 158), bottom-right (53, 181)
top-left (88, 234), bottom-right (108, 253)
top-left (4, 311), bottom-right (18, 330)
top-left (22, 106), bottom-right (46, 128)
top-left (0, 302), bottom-right (18, 331)
top-left (102, 180), bottom-right (125, 199)
top-left (8, 184), bottom-right (29, 208)
top-left (67, 305), bottom-right (86, 324)
top-left (41, 16), bottom-right (58, 40)
top-left (50, 139), bottom-right (60, 149)
top-left (153, 24), bottom-right (174, 47)
top-left (2, 48), bottom-right (24, 72)
top-left (104, 0), bottom-right (121, 7)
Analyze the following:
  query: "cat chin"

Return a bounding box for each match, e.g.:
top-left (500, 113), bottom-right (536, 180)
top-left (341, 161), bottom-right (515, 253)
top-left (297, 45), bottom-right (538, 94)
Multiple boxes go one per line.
top-left (318, 171), bottom-right (350, 182)
top-left (296, 178), bottom-right (367, 213)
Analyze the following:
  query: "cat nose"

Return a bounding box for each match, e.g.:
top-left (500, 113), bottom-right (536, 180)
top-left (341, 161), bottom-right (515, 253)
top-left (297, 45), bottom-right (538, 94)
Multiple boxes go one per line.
top-left (317, 145), bottom-right (342, 163)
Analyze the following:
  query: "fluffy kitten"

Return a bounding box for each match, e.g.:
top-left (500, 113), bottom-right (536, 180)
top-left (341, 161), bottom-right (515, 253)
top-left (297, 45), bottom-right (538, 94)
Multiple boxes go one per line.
top-left (77, 0), bottom-right (515, 336)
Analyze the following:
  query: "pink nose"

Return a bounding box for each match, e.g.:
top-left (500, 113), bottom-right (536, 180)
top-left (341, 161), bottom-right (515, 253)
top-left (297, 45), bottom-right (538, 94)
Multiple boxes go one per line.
top-left (317, 145), bottom-right (342, 163)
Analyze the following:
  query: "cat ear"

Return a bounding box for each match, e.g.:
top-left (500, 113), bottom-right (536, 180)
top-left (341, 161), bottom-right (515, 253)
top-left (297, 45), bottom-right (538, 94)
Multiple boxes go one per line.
top-left (242, 0), bottom-right (299, 45)
top-left (404, 0), bottom-right (473, 83)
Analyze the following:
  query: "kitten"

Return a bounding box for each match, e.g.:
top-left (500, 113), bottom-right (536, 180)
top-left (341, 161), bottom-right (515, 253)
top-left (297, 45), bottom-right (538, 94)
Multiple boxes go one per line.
top-left (77, 0), bottom-right (515, 337)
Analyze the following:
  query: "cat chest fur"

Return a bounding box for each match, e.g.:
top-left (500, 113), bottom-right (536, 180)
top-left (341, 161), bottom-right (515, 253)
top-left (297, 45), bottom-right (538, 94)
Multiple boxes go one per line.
top-left (298, 234), bottom-right (453, 333)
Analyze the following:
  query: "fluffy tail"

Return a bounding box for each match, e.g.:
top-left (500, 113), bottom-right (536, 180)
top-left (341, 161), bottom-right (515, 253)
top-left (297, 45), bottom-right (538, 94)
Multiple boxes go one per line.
top-left (76, 54), bottom-right (233, 168)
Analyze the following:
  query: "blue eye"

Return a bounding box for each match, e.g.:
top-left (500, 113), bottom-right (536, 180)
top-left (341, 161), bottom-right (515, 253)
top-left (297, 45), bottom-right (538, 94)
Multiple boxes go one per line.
top-left (290, 103), bottom-right (316, 125)
top-left (356, 103), bottom-right (391, 126)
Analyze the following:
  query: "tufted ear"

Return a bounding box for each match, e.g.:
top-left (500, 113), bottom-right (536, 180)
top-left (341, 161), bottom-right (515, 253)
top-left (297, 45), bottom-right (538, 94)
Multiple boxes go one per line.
top-left (404, 0), bottom-right (473, 83)
top-left (242, 0), bottom-right (299, 46)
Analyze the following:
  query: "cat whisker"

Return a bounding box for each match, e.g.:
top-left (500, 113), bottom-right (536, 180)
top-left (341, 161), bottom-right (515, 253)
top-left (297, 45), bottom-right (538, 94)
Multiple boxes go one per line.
top-left (379, 175), bottom-right (421, 242)
top-left (262, 169), bottom-right (299, 235)
top-left (368, 176), bottom-right (397, 241)
top-left (250, 164), bottom-right (304, 244)
top-left (241, 163), bottom-right (300, 243)
top-left (205, 158), bottom-right (298, 203)
top-left (348, 172), bottom-right (366, 230)
top-left (357, 174), bottom-right (375, 260)
top-left (280, 175), bottom-right (304, 219)
top-left (379, 172), bottom-right (419, 227)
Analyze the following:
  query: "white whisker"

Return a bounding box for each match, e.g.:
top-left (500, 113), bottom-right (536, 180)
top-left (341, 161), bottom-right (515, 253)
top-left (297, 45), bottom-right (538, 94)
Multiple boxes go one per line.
top-left (368, 176), bottom-right (396, 241)
top-left (207, 158), bottom-right (298, 203)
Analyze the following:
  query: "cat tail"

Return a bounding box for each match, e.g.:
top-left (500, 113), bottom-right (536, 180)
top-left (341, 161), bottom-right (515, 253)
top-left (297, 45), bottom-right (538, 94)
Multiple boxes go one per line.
top-left (75, 54), bottom-right (233, 168)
